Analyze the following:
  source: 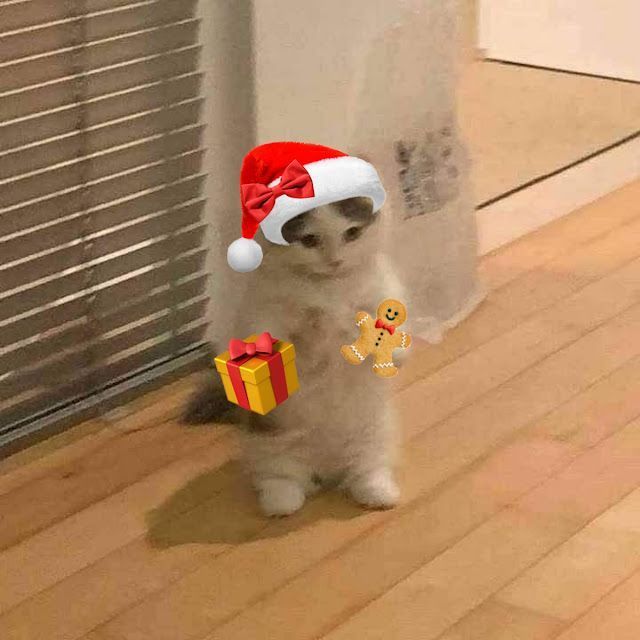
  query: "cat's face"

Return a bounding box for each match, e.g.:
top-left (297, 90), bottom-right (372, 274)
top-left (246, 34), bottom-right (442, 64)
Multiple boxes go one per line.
top-left (270, 197), bottom-right (378, 280)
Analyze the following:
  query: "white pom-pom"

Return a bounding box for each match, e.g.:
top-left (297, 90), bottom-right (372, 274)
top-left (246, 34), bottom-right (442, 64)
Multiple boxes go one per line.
top-left (227, 237), bottom-right (263, 272)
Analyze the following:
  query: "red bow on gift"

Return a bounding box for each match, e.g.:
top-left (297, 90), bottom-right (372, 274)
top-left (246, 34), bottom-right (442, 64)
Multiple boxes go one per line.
top-left (228, 332), bottom-right (274, 360)
top-left (375, 319), bottom-right (396, 335)
top-left (241, 160), bottom-right (315, 223)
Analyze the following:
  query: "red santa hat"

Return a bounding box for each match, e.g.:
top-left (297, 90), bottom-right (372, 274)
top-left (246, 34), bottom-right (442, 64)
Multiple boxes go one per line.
top-left (227, 141), bottom-right (386, 272)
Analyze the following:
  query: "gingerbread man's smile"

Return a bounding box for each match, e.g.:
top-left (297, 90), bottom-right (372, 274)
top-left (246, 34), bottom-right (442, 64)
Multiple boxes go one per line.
top-left (385, 312), bottom-right (397, 321)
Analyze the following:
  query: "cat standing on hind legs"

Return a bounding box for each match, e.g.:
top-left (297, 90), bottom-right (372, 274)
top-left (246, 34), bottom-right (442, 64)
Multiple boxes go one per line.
top-left (186, 142), bottom-right (404, 516)
top-left (234, 199), bottom-right (404, 516)
top-left (243, 369), bottom-right (400, 516)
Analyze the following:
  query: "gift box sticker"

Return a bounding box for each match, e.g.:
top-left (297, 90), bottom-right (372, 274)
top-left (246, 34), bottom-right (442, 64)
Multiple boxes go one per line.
top-left (214, 332), bottom-right (299, 415)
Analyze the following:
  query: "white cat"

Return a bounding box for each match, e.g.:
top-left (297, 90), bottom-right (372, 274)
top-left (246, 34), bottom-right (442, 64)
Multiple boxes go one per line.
top-left (185, 197), bottom-right (407, 516)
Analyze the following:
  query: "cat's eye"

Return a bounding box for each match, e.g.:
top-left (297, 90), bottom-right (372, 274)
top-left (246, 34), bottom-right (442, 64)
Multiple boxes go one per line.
top-left (343, 226), bottom-right (362, 243)
top-left (300, 234), bottom-right (320, 248)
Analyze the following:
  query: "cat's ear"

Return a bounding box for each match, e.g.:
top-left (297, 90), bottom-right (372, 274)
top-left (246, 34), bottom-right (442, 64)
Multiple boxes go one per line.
top-left (394, 140), bottom-right (416, 165)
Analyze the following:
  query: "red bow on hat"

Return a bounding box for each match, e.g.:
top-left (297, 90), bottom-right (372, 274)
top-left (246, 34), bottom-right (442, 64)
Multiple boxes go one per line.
top-left (241, 159), bottom-right (315, 223)
top-left (228, 332), bottom-right (274, 360)
top-left (375, 319), bottom-right (396, 335)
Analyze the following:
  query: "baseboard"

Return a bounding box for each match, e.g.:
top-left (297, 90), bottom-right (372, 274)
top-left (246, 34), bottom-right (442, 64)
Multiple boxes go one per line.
top-left (476, 133), bottom-right (640, 255)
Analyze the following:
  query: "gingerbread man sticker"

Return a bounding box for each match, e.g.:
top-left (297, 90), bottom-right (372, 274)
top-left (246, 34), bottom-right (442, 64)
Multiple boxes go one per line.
top-left (341, 299), bottom-right (412, 377)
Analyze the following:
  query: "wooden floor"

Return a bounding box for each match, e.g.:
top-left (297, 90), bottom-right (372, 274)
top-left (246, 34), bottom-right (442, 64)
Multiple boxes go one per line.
top-left (1, 180), bottom-right (640, 640)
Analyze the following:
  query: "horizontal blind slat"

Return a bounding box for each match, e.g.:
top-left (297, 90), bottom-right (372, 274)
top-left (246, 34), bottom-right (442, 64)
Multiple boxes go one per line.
top-left (0, 32), bottom-right (201, 96)
top-left (0, 275), bottom-right (207, 362)
top-left (0, 149), bottom-right (204, 233)
top-left (2, 138), bottom-right (204, 222)
top-left (1, 130), bottom-right (204, 214)
top-left (1, 0), bottom-right (72, 33)
top-left (0, 347), bottom-right (210, 454)
top-left (0, 228), bottom-right (206, 321)
top-left (1, 293), bottom-right (207, 377)
top-left (0, 174), bottom-right (205, 245)
top-left (0, 36), bottom-right (199, 120)
top-left (1, 204), bottom-right (205, 293)
top-left (1, 302), bottom-right (206, 398)
top-left (0, 262), bottom-right (206, 351)
top-left (0, 99), bottom-right (203, 187)
top-left (1, 178), bottom-right (204, 264)
top-left (0, 326), bottom-right (206, 431)
top-left (0, 0), bottom-right (156, 34)
top-left (0, 0), bottom-right (198, 64)
top-left (0, 73), bottom-right (202, 155)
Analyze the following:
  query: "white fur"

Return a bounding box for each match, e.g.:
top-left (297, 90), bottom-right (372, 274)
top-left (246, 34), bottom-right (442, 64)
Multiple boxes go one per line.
top-left (349, 468), bottom-right (400, 509)
top-left (237, 204), bottom-right (406, 516)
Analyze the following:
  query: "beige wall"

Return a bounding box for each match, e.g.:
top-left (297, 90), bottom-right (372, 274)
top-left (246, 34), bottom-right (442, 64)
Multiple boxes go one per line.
top-left (200, 0), bottom-right (257, 347)
top-left (253, 0), bottom-right (458, 146)
top-left (251, 0), bottom-right (481, 328)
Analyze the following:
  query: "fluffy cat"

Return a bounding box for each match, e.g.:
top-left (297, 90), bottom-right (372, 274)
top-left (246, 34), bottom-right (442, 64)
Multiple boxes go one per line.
top-left (185, 196), bottom-right (406, 516)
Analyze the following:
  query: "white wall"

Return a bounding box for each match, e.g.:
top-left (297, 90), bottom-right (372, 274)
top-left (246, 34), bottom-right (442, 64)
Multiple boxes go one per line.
top-left (479, 0), bottom-right (640, 81)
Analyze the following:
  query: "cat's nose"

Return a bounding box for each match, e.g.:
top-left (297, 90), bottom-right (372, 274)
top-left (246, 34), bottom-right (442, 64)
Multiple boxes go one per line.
top-left (328, 259), bottom-right (344, 269)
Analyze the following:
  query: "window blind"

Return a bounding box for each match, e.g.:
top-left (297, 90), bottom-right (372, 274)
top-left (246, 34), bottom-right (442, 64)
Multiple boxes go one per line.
top-left (0, 0), bottom-right (210, 452)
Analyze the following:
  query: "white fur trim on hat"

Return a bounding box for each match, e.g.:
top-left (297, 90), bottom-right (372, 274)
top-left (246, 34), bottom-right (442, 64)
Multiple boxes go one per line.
top-left (259, 156), bottom-right (386, 245)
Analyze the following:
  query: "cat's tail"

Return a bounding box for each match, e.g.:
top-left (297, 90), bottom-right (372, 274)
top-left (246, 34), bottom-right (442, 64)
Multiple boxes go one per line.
top-left (182, 373), bottom-right (240, 425)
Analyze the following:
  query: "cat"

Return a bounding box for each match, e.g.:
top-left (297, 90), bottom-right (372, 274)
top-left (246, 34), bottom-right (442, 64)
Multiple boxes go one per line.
top-left (185, 196), bottom-right (407, 516)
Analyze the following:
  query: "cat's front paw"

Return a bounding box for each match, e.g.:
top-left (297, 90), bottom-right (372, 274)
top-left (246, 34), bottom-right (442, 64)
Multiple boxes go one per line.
top-left (257, 478), bottom-right (306, 517)
top-left (349, 468), bottom-right (400, 510)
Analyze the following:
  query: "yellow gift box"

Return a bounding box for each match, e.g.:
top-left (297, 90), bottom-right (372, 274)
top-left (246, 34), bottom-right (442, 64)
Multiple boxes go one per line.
top-left (214, 334), bottom-right (299, 415)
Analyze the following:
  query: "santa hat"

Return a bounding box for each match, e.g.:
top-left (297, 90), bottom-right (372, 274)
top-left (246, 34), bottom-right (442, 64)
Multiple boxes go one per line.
top-left (227, 141), bottom-right (386, 272)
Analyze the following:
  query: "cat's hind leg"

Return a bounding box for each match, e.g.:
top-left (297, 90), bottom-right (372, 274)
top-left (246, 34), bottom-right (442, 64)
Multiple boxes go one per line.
top-left (342, 403), bottom-right (400, 509)
top-left (257, 477), bottom-right (306, 517)
top-left (348, 467), bottom-right (400, 509)
top-left (250, 450), bottom-right (315, 517)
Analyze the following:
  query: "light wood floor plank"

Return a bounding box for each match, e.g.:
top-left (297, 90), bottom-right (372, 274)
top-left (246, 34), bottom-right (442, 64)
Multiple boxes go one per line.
top-left (496, 487), bottom-right (640, 621)
top-left (7, 356), bottom-right (640, 640)
top-left (478, 179), bottom-right (640, 291)
top-left (0, 429), bottom-right (236, 615)
top-left (0, 375), bottom-right (197, 492)
top-left (436, 599), bottom-right (563, 640)
top-left (0, 385), bottom-right (221, 551)
top-left (440, 486), bottom-right (640, 640)
top-left (400, 212), bottom-right (640, 387)
top-left (552, 570), bottom-right (640, 640)
top-left (317, 417), bottom-right (640, 640)
top-left (0, 420), bottom-right (113, 497)
top-left (77, 305), bottom-right (640, 640)
top-left (399, 254), bottom-right (640, 441)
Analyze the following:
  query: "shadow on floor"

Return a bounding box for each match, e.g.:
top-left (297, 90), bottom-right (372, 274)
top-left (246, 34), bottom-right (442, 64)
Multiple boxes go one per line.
top-left (146, 459), bottom-right (366, 548)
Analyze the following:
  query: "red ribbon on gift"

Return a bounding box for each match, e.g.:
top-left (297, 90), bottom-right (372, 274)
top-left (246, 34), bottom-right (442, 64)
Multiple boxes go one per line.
top-left (226, 332), bottom-right (289, 411)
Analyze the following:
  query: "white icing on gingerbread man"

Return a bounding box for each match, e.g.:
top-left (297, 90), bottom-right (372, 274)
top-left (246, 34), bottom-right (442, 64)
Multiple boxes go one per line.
top-left (340, 298), bottom-right (412, 378)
